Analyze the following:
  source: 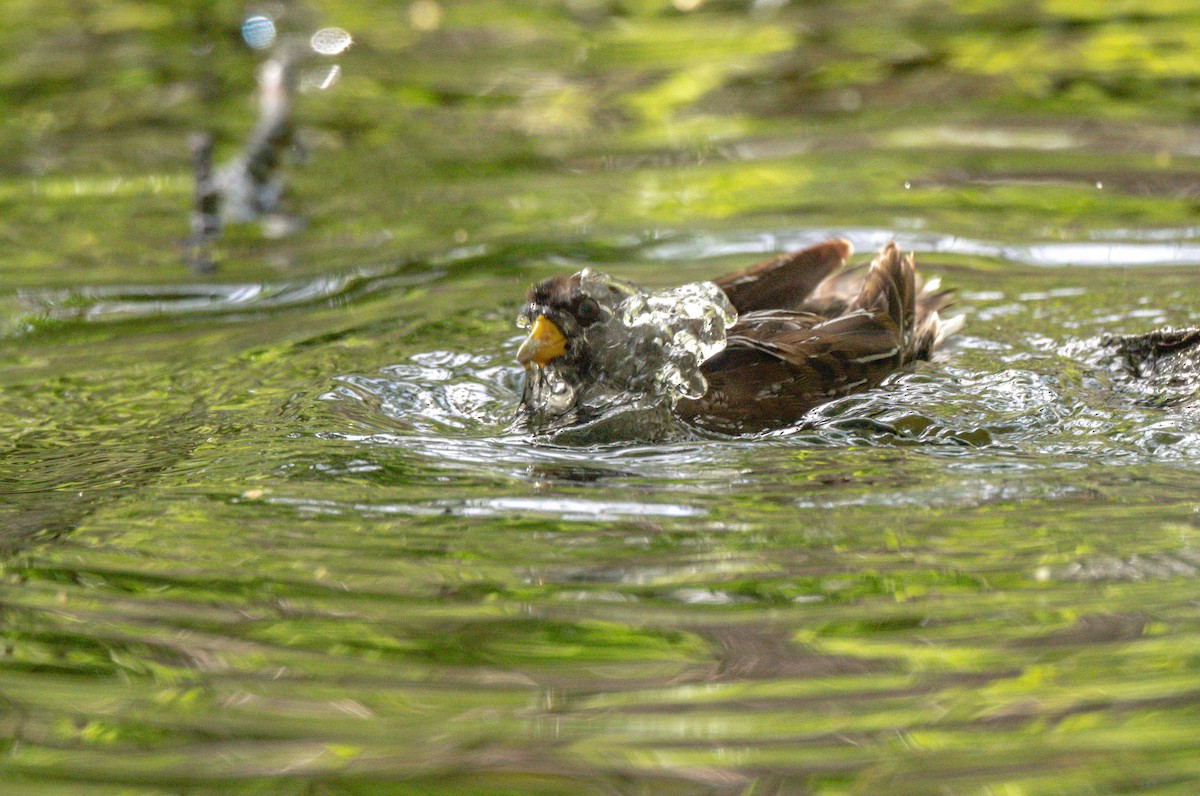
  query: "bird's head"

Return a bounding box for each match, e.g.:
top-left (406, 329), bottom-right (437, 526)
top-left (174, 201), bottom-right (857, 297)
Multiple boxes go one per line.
top-left (517, 274), bottom-right (601, 370)
top-left (515, 268), bottom-right (735, 430)
top-left (515, 270), bottom-right (637, 421)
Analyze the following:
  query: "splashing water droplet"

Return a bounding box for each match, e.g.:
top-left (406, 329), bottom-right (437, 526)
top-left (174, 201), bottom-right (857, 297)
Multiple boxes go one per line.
top-left (311, 27), bottom-right (353, 56)
top-left (300, 64), bottom-right (342, 93)
top-left (520, 269), bottom-right (736, 437)
top-left (581, 272), bottom-right (735, 403)
top-left (242, 15), bottom-right (277, 50)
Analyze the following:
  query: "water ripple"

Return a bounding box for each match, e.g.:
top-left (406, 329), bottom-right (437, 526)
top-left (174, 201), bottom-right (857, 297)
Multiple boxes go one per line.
top-left (313, 315), bottom-right (1200, 479)
top-left (266, 494), bottom-right (704, 520)
top-left (645, 229), bottom-right (1200, 268)
top-left (9, 262), bottom-right (442, 332)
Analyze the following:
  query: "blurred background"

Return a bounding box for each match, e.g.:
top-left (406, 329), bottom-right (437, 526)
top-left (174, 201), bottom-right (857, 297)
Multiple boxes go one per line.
top-left (6, 0), bottom-right (1200, 285)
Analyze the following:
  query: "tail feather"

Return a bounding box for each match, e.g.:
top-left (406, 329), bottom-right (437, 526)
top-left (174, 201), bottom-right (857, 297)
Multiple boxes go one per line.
top-left (913, 282), bottom-right (962, 361)
top-left (852, 242), bottom-right (916, 348)
top-left (914, 310), bottom-right (965, 361)
top-left (849, 241), bottom-right (961, 362)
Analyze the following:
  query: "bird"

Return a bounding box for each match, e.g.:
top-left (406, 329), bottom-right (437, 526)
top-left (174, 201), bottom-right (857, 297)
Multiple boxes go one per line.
top-left (515, 238), bottom-right (962, 435)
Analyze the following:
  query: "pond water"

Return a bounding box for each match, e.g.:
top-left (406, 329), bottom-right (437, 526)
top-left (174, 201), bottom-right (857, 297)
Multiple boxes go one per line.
top-left (4, 1), bottom-right (1200, 792)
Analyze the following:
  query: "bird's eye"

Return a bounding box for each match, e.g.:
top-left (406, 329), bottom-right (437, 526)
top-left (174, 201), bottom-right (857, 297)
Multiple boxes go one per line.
top-left (573, 297), bottom-right (604, 327)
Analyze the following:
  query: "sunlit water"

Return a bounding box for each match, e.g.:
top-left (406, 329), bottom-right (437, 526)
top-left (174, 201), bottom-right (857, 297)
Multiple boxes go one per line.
top-left (7, 2), bottom-right (1200, 792)
top-left (6, 227), bottom-right (1200, 792)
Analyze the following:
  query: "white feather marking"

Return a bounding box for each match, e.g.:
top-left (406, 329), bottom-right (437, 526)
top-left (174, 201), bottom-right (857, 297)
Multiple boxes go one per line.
top-left (851, 347), bottom-right (900, 364)
top-left (814, 308), bottom-right (872, 328)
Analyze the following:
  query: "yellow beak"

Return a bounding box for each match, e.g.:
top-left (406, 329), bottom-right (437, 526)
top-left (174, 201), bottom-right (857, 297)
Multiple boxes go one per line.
top-left (516, 315), bottom-right (567, 368)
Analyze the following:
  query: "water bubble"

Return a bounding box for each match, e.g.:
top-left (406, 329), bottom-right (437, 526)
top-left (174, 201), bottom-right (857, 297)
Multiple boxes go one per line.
top-left (311, 27), bottom-right (353, 56)
top-left (241, 15), bottom-right (277, 50)
top-left (409, 0), bottom-right (443, 31)
top-left (836, 88), bottom-right (862, 112)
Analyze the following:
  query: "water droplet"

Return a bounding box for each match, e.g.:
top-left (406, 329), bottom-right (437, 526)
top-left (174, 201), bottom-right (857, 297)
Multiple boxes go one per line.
top-left (409, 0), bottom-right (443, 31)
top-left (300, 64), bottom-right (342, 93)
top-left (311, 27), bottom-right (353, 56)
top-left (836, 88), bottom-right (862, 112)
top-left (241, 15), bottom-right (277, 50)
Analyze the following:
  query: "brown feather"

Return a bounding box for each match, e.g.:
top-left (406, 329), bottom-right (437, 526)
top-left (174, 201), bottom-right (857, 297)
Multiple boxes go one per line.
top-left (712, 238), bottom-right (852, 314)
top-left (677, 241), bottom-right (955, 433)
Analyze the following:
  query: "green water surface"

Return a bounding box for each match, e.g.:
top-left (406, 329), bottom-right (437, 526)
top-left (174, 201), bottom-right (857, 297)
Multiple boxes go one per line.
top-left (3, 1), bottom-right (1200, 793)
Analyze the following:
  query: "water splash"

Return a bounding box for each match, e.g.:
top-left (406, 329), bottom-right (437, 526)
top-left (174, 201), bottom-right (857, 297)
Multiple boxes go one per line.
top-left (615, 278), bottom-right (736, 399)
top-left (1101, 328), bottom-right (1200, 411)
top-left (523, 270), bottom-right (736, 440)
top-left (288, 232), bottom-right (1200, 461)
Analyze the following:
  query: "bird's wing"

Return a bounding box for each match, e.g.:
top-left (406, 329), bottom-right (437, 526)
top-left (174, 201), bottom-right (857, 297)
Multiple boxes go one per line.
top-left (712, 238), bottom-right (852, 314)
top-left (678, 243), bottom-right (922, 433)
top-left (678, 308), bottom-right (904, 433)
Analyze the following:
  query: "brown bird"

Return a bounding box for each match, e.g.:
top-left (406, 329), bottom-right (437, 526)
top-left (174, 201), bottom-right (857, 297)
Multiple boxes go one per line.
top-left (515, 239), bottom-right (961, 435)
